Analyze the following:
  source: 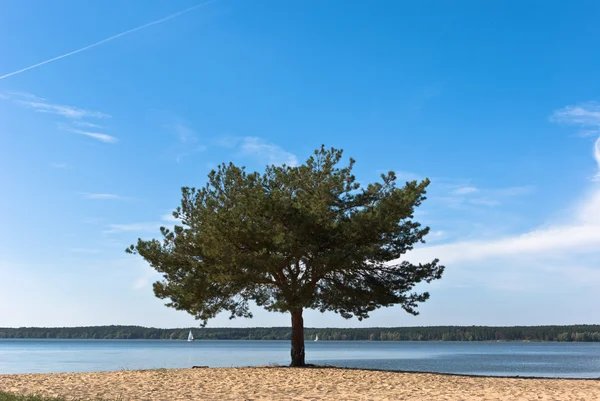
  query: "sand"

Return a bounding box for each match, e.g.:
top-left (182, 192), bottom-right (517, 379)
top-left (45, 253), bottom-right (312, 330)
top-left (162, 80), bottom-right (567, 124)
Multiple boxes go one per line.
top-left (1, 367), bottom-right (599, 401)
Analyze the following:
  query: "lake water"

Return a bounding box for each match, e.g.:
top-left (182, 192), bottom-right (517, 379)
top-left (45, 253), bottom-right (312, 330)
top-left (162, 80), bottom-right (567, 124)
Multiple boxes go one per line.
top-left (1, 340), bottom-right (600, 378)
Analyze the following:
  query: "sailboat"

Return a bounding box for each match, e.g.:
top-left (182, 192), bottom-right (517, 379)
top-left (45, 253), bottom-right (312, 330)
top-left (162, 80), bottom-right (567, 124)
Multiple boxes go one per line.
top-left (314, 334), bottom-right (319, 342)
top-left (187, 329), bottom-right (194, 342)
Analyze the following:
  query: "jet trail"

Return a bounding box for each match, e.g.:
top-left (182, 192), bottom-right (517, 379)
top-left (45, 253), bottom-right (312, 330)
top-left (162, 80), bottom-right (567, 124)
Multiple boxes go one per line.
top-left (0, 1), bottom-right (215, 81)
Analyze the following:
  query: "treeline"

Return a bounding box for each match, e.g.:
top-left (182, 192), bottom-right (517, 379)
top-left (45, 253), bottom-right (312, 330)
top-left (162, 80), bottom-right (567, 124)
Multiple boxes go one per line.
top-left (2, 325), bottom-right (600, 342)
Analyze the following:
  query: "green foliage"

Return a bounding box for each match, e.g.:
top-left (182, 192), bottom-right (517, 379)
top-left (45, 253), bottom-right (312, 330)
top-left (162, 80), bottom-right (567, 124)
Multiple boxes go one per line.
top-left (126, 146), bottom-right (443, 325)
top-left (3, 325), bottom-right (600, 342)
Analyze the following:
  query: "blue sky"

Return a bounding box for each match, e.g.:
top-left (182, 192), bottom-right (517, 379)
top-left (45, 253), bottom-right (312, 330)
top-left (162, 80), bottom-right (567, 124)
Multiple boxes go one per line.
top-left (1, 0), bottom-right (600, 328)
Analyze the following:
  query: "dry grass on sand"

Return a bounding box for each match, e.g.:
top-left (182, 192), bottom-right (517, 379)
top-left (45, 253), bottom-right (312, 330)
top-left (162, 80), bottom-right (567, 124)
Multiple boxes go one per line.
top-left (1, 367), bottom-right (600, 401)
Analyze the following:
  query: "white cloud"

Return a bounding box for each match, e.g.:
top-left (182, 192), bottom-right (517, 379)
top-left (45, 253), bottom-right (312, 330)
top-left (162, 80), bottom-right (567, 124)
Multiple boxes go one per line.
top-left (105, 222), bottom-right (161, 234)
top-left (402, 137), bottom-right (600, 291)
top-left (67, 128), bottom-right (118, 143)
top-left (579, 129), bottom-right (600, 138)
top-left (426, 230), bottom-right (446, 242)
top-left (169, 123), bottom-right (196, 143)
top-left (4, 92), bottom-right (117, 143)
top-left (3, 91), bottom-right (45, 101)
top-left (595, 137), bottom-right (600, 181)
top-left (434, 183), bottom-right (533, 209)
top-left (133, 276), bottom-right (150, 290)
top-left (107, 210), bottom-right (183, 235)
top-left (107, 211), bottom-right (181, 236)
top-left (551, 101), bottom-right (600, 180)
top-left (451, 186), bottom-right (478, 195)
top-left (82, 193), bottom-right (122, 200)
top-left (73, 121), bottom-right (103, 129)
top-left (410, 222), bottom-right (599, 265)
top-left (161, 213), bottom-right (180, 223)
top-left (217, 136), bottom-right (297, 166)
top-left (132, 261), bottom-right (163, 290)
top-left (4, 92), bottom-right (109, 119)
top-left (434, 195), bottom-right (500, 208)
top-left (551, 102), bottom-right (600, 127)
top-left (239, 137), bottom-right (298, 166)
top-left (17, 100), bottom-right (110, 119)
top-left (164, 123), bottom-right (207, 163)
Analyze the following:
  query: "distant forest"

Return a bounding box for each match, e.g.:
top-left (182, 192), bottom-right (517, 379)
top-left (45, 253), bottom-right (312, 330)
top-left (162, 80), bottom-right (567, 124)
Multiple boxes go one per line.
top-left (2, 325), bottom-right (600, 342)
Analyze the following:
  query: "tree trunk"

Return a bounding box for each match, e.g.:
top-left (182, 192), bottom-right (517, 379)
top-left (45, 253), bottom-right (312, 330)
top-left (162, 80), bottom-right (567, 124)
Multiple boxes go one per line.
top-left (290, 309), bottom-right (305, 367)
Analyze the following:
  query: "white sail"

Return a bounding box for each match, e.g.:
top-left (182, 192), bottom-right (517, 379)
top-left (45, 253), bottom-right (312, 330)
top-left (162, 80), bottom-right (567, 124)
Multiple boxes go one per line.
top-left (188, 329), bottom-right (194, 342)
top-left (314, 334), bottom-right (319, 342)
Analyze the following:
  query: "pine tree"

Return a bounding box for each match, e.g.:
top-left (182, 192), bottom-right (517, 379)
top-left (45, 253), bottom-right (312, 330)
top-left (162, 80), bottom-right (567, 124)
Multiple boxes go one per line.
top-left (127, 145), bottom-right (444, 366)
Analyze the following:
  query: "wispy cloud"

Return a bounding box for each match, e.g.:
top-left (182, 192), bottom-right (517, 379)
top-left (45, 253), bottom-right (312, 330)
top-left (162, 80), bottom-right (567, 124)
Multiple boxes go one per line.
top-left (161, 213), bottom-right (181, 223)
top-left (4, 91), bottom-right (45, 101)
top-left (107, 212), bottom-right (182, 235)
top-left (164, 123), bottom-right (207, 162)
top-left (3, 92), bottom-right (118, 143)
top-left (82, 193), bottom-right (123, 200)
top-left (435, 184), bottom-right (532, 209)
top-left (17, 100), bottom-right (110, 119)
top-left (133, 265), bottom-right (162, 290)
top-left (403, 111), bottom-right (600, 291)
top-left (551, 102), bottom-right (600, 128)
top-left (551, 101), bottom-right (600, 180)
top-left (3, 92), bottom-right (108, 119)
top-left (237, 137), bottom-right (298, 166)
top-left (451, 186), bottom-right (478, 195)
top-left (215, 136), bottom-right (297, 166)
top-left (50, 162), bottom-right (70, 169)
top-left (105, 223), bottom-right (161, 234)
top-left (426, 230), bottom-right (446, 243)
top-left (410, 194), bottom-right (600, 266)
top-left (0, 1), bottom-right (217, 81)
top-left (171, 124), bottom-right (196, 143)
top-left (594, 137), bottom-right (600, 181)
top-left (73, 121), bottom-right (103, 129)
top-left (133, 275), bottom-right (151, 290)
top-left (67, 128), bottom-right (118, 143)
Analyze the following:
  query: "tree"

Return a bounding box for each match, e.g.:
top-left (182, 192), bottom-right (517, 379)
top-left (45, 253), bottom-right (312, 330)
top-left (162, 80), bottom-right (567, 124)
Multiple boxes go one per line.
top-left (126, 146), bottom-right (444, 366)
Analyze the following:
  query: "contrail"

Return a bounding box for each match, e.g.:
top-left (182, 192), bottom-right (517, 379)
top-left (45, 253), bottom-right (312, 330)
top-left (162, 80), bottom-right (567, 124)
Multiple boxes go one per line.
top-left (0, 1), bottom-right (215, 81)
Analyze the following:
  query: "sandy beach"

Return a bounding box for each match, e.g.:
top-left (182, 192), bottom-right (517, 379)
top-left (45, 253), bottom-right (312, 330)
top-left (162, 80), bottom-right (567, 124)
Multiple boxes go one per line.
top-left (1, 367), bottom-right (599, 400)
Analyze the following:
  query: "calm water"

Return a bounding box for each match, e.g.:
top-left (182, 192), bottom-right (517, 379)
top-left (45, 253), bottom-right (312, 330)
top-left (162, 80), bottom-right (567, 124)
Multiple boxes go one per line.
top-left (1, 340), bottom-right (600, 378)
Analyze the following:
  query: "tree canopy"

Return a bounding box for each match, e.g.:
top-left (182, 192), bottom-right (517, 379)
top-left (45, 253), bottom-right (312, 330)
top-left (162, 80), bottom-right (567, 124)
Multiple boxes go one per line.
top-left (127, 146), bottom-right (444, 365)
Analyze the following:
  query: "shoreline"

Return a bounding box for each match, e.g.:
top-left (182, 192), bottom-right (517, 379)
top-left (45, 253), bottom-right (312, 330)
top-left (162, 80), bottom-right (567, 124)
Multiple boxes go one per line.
top-left (3, 337), bottom-right (599, 343)
top-left (300, 365), bottom-right (600, 381)
top-left (3, 324), bottom-right (600, 343)
top-left (2, 365), bottom-right (600, 381)
top-left (2, 367), bottom-right (600, 401)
